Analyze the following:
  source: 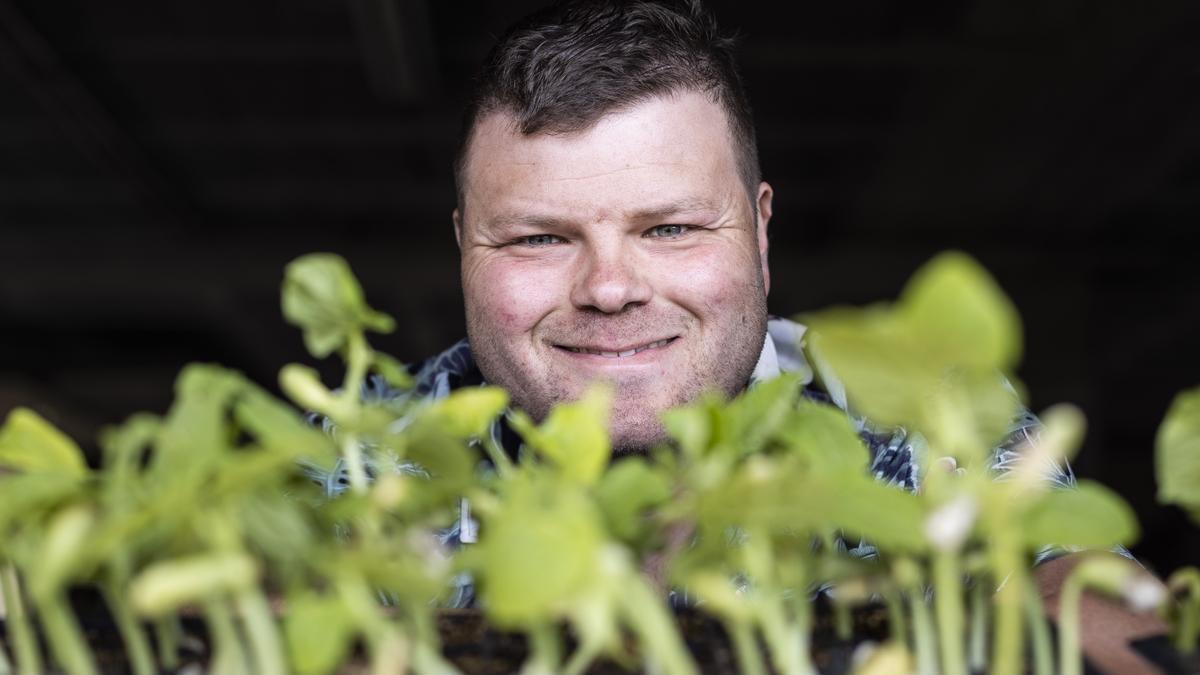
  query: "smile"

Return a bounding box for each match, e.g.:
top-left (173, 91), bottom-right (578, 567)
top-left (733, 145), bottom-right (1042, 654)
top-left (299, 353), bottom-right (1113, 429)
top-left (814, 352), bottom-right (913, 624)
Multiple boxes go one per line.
top-left (556, 337), bottom-right (677, 358)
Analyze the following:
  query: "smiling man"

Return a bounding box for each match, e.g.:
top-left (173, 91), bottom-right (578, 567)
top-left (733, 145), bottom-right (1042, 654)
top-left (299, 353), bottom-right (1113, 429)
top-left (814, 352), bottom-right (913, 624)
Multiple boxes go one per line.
top-left (414, 0), bottom-right (782, 455)
top-left (375, 1), bottom-right (1169, 669)
top-left (456, 90), bottom-right (771, 452)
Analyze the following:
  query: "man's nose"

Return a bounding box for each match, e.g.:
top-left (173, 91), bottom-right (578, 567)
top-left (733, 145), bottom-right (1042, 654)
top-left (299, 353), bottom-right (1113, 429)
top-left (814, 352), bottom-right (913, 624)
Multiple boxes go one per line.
top-left (570, 241), bottom-right (653, 313)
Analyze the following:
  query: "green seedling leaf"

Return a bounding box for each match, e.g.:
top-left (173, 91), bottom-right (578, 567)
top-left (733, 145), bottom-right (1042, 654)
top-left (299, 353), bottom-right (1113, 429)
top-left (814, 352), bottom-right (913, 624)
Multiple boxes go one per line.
top-left (714, 374), bottom-right (803, 457)
top-left (284, 592), bottom-right (354, 675)
top-left (802, 252), bottom-right (1026, 462)
top-left (279, 364), bottom-right (343, 419)
top-left (804, 307), bottom-right (931, 429)
top-left (823, 475), bottom-right (928, 553)
top-left (0, 408), bottom-right (88, 477)
top-left (1022, 481), bottom-right (1139, 549)
top-left (511, 384), bottom-right (612, 486)
top-left (28, 504), bottom-right (95, 602)
top-left (372, 352), bottom-right (414, 390)
top-left (466, 473), bottom-right (605, 627)
top-left (594, 458), bottom-right (672, 544)
top-left (155, 364), bottom-right (248, 473)
top-left (99, 413), bottom-right (160, 490)
top-left (776, 399), bottom-right (869, 474)
top-left (660, 397), bottom-right (718, 458)
top-left (1156, 386), bottom-right (1200, 524)
top-left (0, 473), bottom-right (85, 534)
top-left (899, 250), bottom-right (1022, 372)
top-left (130, 552), bottom-right (259, 617)
top-left (422, 386), bottom-right (509, 439)
top-left (281, 253), bottom-right (395, 358)
top-left (234, 383), bottom-right (336, 463)
top-left (238, 495), bottom-right (316, 570)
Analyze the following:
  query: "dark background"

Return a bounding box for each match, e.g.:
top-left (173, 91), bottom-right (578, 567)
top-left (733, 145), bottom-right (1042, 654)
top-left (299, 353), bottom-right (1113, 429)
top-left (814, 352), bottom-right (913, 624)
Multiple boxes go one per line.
top-left (1, 0), bottom-right (1197, 573)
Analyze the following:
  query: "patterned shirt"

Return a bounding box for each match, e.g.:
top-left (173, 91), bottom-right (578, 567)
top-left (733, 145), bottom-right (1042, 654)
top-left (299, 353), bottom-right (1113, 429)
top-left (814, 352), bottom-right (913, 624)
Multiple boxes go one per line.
top-left (304, 316), bottom-right (1081, 607)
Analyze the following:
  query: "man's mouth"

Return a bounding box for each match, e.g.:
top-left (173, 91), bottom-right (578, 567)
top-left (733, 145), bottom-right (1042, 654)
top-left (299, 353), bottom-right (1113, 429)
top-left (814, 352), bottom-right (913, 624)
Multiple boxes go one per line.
top-left (555, 336), bottom-right (678, 358)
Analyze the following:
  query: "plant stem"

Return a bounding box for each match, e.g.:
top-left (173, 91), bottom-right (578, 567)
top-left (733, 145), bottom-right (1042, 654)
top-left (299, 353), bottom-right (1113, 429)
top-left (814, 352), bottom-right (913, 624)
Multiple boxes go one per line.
top-left (987, 533), bottom-right (1025, 675)
top-left (101, 583), bottom-right (155, 675)
top-left (726, 620), bottom-right (767, 675)
top-left (933, 551), bottom-right (966, 675)
top-left (1022, 580), bottom-right (1053, 675)
top-left (908, 587), bottom-right (939, 675)
top-left (1056, 572), bottom-right (1087, 675)
top-left (235, 588), bottom-right (286, 675)
top-left (1167, 567), bottom-right (1200, 653)
top-left (620, 576), bottom-right (698, 675)
top-left (204, 598), bottom-right (249, 675)
top-left (1, 566), bottom-right (41, 675)
top-left (153, 617), bottom-right (180, 670)
top-left (785, 589), bottom-right (813, 674)
top-left (561, 637), bottom-right (603, 675)
top-left (408, 610), bottom-right (460, 675)
top-left (525, 623), bottom-right (561, 675)
top-left (482, 434), bottom-right (513, 478)
top-left (883, 587), bottom-right (909, 649)
top-left (758, 595), bottom-right (814, 675)
top-left (337, 331), bottom-right (373, 494)
top-left (967, 579), bottom-right (988, 673)
top-left (37, 592), bottom-right (97, 675)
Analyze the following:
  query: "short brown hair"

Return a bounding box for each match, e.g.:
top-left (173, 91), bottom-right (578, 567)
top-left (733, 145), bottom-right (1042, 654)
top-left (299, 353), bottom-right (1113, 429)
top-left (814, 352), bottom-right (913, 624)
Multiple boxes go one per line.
top-left (454, 0), bottom-right (760, 208)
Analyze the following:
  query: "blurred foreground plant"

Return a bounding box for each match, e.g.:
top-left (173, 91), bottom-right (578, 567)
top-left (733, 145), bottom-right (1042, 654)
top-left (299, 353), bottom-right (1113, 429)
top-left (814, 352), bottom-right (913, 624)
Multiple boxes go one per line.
top-left (0, 251), bottom-right (1175, 675)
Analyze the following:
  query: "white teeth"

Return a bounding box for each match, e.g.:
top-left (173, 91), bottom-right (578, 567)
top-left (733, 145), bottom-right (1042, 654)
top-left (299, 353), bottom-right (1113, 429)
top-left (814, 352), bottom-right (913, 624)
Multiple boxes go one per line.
top-left (563, 337), bottom-right (674, 357)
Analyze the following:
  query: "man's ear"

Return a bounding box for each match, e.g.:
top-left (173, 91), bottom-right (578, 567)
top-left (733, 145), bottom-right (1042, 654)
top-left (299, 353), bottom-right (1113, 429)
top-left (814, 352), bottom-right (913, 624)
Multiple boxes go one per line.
top-left (452, 208), bottom-right (464, 249)
top-left (755, 181), bottom-right (773, 295)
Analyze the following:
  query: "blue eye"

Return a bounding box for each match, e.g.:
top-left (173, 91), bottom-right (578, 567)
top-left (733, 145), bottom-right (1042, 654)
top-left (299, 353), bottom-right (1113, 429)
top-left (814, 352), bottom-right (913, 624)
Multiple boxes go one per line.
top-left (647, 224), bottom-right (688, 238)
top-left (520, 234), bottom-right (561, 247)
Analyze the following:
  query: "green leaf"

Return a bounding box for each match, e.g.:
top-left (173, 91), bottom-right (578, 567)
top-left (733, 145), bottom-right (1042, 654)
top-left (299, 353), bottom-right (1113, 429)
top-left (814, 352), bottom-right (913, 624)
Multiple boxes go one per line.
top-left (660, 399), bottom-right (716, 458)
top-left (233, 383), bottom-right (336, 463)
top-left (823, 474), bottom-right (928, 553)
top-left (466, 473), bottom-right (605, 627)
top-left (0, 473), bottom-right (85, 534)
top-left (776, 399), bottom-right (869, 474)
top-left (372, 352), bottom-right (414, 390)
top-left (714, 374), bottom-right (803, 457)
top-left (99, 413), bottom-right (160, 478)
top-left (1022, 481), bottom-right (1139, 549)
top-left (154, 364), bottom-right (248, 472)
top-left (0, 408), bottom-right (88, 477)
top-left (803, 308), bottom-right (932, 429)
top-left (1156, 386), bottom-right (1200, 524)
top-left (281, 253), bottom-right (395, 358)
top-left (130, 553), bottom-right (259, 617)
top-left (899, 251), bottom-right (1022, 372)
top-left (284, 593), bottom-right (353, 675)
top-left (422, 387), bottom-right (509, 439)
top-left (512, 385), bottom-right (612, 486)
top-left (594, 459), bottom-right (672, 544)
top-left (28, 504), bottom-right (96, 601)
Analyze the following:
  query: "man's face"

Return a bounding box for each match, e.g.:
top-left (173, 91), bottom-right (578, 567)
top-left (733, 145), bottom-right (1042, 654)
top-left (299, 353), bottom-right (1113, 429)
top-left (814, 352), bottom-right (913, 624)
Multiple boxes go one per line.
top-left (455, 91), bottom-right (773, 451)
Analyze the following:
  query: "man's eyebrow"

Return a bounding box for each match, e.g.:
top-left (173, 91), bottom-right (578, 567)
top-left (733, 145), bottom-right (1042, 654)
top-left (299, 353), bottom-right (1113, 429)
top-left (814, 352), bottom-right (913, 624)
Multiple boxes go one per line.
top-left (626, 198), bottom-right (721, 221)
top-left (481, 212), bottom-right (571, 231)
top-left (480, 199), bottom-right (721, 231)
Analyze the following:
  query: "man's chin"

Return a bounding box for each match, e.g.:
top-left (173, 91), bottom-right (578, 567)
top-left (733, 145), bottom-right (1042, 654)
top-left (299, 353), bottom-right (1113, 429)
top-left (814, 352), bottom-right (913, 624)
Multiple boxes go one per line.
top-left (608, 419), bottom-right (672, 457)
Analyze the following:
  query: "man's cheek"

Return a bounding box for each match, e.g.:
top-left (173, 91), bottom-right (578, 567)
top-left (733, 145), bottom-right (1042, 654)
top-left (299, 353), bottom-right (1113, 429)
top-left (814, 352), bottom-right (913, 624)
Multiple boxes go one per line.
top-left (476, 265), bottom-right (561, 333)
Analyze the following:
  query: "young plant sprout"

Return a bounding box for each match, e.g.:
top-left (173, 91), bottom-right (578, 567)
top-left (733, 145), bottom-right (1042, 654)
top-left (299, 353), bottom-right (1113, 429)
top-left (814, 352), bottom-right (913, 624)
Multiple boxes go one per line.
top-left (1156, 385), bottom-right (1200, 654)
top-left (0, 250), bottom-right (1174, 675)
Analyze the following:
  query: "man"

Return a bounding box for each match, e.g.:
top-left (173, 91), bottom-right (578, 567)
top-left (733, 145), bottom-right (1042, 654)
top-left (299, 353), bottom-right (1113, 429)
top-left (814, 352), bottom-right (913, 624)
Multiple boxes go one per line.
top-left (385, 0), bottom-right (1168, 670)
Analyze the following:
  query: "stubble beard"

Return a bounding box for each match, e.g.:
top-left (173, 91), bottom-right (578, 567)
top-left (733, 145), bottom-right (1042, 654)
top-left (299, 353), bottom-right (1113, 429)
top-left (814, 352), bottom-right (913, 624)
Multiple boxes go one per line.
top-left (466, 292), bottom-right (769, 456)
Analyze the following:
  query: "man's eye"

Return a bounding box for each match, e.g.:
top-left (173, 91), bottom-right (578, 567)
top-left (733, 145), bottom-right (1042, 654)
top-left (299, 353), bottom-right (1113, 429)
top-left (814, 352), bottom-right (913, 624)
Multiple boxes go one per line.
top-left (518, 234), bottom-right (562, 247)
top-left (646, 224), bottom-right (689, 238)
